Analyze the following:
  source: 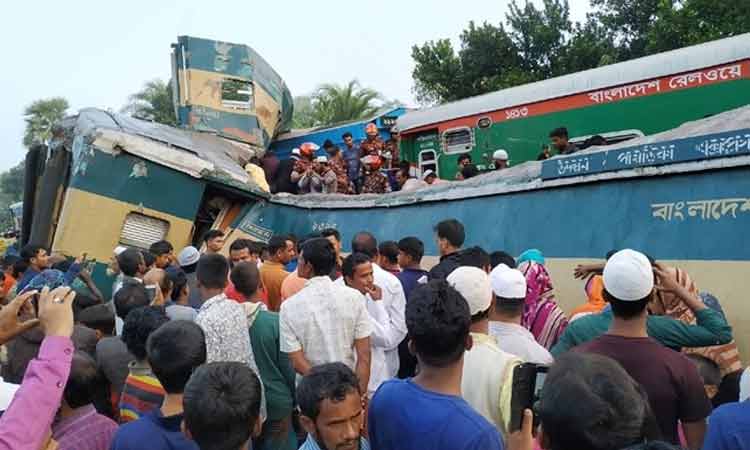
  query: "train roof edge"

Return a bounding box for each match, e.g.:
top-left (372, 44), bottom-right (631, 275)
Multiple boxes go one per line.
top-left (396, 33), bottom-right (750, 134)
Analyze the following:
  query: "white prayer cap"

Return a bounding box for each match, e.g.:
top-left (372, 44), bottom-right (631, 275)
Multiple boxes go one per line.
top-left (489, 264), bottom-right (527, 299)
top-left (447, 266), bottom-right (493, 315)
top-left (114, 246), bottom-right (128, 256)
top-left (493, 149), bottom-right (509, 161)
top-left (315, 156), bottom-right (328, 163)
top-left (603, 249), bottom-right (654, 301)
top-left (178, 246), bottom-right (200, 267)
top-left (422, 169), bottom-right (436, 180)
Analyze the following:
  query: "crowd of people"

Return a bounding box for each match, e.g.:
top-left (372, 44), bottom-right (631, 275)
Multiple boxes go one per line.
top-left (0, 218), bottom-right (747, 450)
top-left (251, 124), bottom-right (600, 196)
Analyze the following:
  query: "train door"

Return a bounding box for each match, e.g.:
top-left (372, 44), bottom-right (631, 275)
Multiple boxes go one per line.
top-left (415, 132), bottom-right (441, 178)
top-left (474, 116), bottom-right (494, 171)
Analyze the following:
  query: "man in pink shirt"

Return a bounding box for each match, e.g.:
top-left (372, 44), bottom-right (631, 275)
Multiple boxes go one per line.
top-left (0, 285), bottom-right (78, 450)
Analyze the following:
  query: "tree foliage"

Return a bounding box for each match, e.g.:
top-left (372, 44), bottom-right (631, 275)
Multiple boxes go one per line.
top-left (122, 79), bottom-right (177, 126)
top-left (23, 98), bottom-right (69, 148)
top-left (0, 162), bottom-right (25, 203)
top-left (411, 0), bottom-right (750, 104)
top-left (292, 80), bottom-right (385, 128)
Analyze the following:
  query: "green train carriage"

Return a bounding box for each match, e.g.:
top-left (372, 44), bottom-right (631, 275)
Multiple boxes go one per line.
top-left (395, 33), bottom-right (750, 180)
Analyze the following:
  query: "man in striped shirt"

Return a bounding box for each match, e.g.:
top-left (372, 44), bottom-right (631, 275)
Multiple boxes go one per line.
top-left (118, 306), bottom-right (168, 423)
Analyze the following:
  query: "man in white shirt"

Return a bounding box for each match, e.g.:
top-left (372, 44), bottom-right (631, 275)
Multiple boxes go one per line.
top-left (488, 264), bottom-right (554, 365)
top-left (280, 238), bottom-right (372, 395)
top-left (341, 252), bottom-right (407, 398)
top-left (351, 232), bottom-right (407, 383)
top-left (447, 266), bottom-right (521, 438)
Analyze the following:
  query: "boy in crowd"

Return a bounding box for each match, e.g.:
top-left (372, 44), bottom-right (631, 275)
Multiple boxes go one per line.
top-left (368, 280), bottom-right (503, 450)
top-left (183, 362), bottom-right (263, 450)
top-left (297, 363), bottom-right (371, 450)
top-left (111, 321), bottom-right (205, 450)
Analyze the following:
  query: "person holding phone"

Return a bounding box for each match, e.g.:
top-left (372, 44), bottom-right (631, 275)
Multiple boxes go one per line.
top-left (507, 352), bottom-right (678, 450)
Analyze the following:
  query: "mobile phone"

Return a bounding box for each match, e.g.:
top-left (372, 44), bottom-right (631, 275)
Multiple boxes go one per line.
top-left (145, 285), bottom-right (157, 302)
top-left (31, 293), bottom-right (40, 317)
top-left (510, 363), bottom-right (549, 432)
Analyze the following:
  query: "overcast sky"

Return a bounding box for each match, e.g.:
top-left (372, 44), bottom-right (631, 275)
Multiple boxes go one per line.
top-left (0, 0), bottom-right (589, 170)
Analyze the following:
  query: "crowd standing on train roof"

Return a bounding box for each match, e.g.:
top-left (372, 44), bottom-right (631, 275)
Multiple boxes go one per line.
top-left (248, 122), bottom-right (612, 196)
top-left (0, 215), bottom-right (748, 450)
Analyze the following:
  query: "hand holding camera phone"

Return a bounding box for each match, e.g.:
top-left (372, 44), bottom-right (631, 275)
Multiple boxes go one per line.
top-left (510, 363), bottom-right (549, 433)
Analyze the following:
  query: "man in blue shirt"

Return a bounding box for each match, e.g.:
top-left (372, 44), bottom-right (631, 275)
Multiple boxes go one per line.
top-left (16, 244), bottom-right (81, 293)
top-left (297, 362), bottom-right (370, 450)
top-left (368, 279), bottom-right (504, 450)
top-left (395, 237), bottom-right (428, 379)
top-left (342, 132), bottom-right (362, 193)
top-left (703, 400), bottom-right (750, 450)
top-left (110, 320), bottom-right (204, 450)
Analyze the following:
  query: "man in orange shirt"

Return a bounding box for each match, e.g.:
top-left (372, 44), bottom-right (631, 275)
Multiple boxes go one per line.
top-left (259, 235), bottom-right (293, 311)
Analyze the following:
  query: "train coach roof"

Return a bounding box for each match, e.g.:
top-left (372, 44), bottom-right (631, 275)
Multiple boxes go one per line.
top-left (62, 108), bottom-right (270, 197)
top-left (396, 33), bottom-right (750, 134)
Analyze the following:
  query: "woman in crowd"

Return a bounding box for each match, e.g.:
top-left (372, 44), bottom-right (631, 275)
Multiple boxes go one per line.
top-left (516, 249), bottom-right (568, 349)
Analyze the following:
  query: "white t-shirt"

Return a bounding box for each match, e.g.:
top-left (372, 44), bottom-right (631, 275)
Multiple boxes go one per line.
top-left (488, 321), bottom-right (554, 365)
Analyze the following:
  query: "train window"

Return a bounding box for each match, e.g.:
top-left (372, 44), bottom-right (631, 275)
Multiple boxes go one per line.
top-left (221, 79), bottom-right (254, 110)
top-left (442, 127), bottom-right (474, 154)
top-left (418, 150), bottom-right (438, 177)
top-left (570, 129), bottom-right (645, 149)
top-left (119, 212), bottom-right (170, 250)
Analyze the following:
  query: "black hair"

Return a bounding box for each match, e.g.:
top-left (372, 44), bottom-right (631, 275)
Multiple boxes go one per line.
top-left (77, 304), bottom-right (116, 336)
top-left (604, 289), bottom-right (651, 320)
top-left (549, 127), bottom-right (569, 139)
top-left (298, 233), bottom-right (322, 253)
top-left (20, 244), bottom-right (45, 263)
top-left (457, 246), bottom-right (489, 269)
top-left (149, 240), bottom-right (173, 257)
top-left (147, 320), bottom-right (207, 394)
top-left (166, 266), bottom-right (188, 302)
top-left (460, 164), bottom-right (480, 179)
top-left (342, 253), bottom-right (371, 280)
top-left (406, 280), bottom-right (470, 367)
top-left (457, 154), bottom-right (472, 164)
top-left (197, 254), bottom-right (229, 290)
top-left (11, 259), bottom-right (28, 279)
top-left (398, 237), bottom-right (424, 263)
top-left (581, 135), bottom-right (608, 149)
top-left (63, 352), bottom-right (102, 409)
top-left (342, 132), bottom-right (353, 139)
top-left (121, 306), bottom-right (169, 361)
top-left (117, 248), bottom-right (143, 277)
top-left (73, 294), bottom-right (100, 320)
top-left (537, 352), bottom-right (661, 450)
top-left (378, 241), bottom-right (399, 265)
top-left (203, 229), bottom-right (225, 244)
top-left (113, 282), bottom-right (150, 320)
top-left (267, 235), bottom-right (288, 256)
top-left (494, 296), bottom-right (525, 317)
top-left (490, 251), bottom-right (516, 269)
top-left (229, 238), bottom-right (253, 253)
top-left (320, 228), bottom-right (341, 242)
top-left (142, 251), bottom-right (156, 269)
top-left (297, 362), bottom-right (361, 422)
top-left (184, 362), bottom-right (262, 450)
top-left (287, 234), bottom-right (298, 245)
top-left (351, 231), bottom-right (378, 258)
top-left (322, 139), bottom-right (335, 149)
top-left (300, 238), bottom-right (336, 277)
top-left (434, 219), bottom-right (465, 248)
top-left (247, 241), bottom-right (265, 256)
top-left (230, 262), bottom-right (260, 299)
top-left (686, 354), bottom-right (722, 387)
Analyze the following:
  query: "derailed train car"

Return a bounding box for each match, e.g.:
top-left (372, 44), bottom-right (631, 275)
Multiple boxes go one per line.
top-left (20, 36), bottom-right (292, 298)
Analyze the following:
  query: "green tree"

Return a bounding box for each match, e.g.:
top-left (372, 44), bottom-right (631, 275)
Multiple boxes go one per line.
top-left (506, 0), bottom-right (572, 78)
top-left (307, 80), bottom-right (383, 127)
top-left (291, 95), bottom-right (316, 128)
top-left (0, 162), bottom-right (25, 203)
top-left (22, 98), bottom-right (69, 148)
top-left (122, 79), bottom-right (177, 126)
